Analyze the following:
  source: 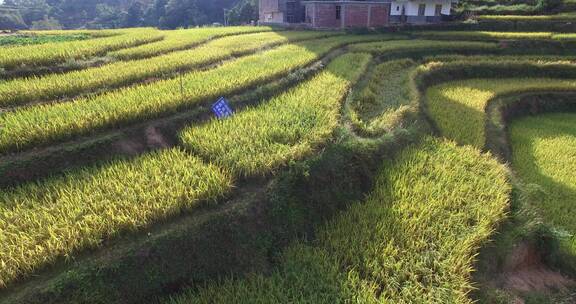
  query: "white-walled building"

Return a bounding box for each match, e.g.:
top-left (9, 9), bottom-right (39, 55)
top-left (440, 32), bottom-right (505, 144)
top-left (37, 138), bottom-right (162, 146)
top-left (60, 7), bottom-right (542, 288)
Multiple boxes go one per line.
top-left (390, 0), bottom-right (454, 23)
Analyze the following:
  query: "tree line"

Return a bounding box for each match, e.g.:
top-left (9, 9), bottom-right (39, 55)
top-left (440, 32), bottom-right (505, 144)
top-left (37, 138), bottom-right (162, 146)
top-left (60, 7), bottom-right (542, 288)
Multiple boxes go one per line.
top-left (0, 0), bottom-right (258, 30)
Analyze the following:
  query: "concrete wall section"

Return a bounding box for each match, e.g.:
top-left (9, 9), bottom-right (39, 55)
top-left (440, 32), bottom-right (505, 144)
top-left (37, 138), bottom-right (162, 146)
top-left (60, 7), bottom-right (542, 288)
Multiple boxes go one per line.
top-left (390, 0), bottom-right (451, 17)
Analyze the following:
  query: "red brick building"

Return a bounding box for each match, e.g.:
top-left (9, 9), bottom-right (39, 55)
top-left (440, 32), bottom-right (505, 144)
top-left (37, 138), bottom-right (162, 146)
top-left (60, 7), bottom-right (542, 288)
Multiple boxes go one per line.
top-left (259, 0), bottom-right (456, 28)
top-left (303, 1), bottom-right (390, 28)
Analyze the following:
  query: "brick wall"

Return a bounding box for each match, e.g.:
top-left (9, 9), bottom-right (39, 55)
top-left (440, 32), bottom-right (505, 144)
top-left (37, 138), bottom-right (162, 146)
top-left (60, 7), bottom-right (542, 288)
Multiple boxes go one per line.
top-left (304, 2), bottom-right (389, 29)
top-left (345, 4), bottom-right (369, 27)
top-left (313, 3), bottom-right (340, 28)
top-left (369, 4), bottom-right (390, 27)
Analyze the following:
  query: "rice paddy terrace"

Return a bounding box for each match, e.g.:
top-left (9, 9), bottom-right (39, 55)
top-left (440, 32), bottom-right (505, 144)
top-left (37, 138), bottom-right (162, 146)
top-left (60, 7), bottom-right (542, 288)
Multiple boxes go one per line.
top-left (0, 24), bottom-right (574, 304)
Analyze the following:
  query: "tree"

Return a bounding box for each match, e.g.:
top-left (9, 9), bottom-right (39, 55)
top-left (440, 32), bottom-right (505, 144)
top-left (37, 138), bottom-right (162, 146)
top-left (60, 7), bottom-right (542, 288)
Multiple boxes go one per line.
top-left (122, 1), bottom-right (143, 27)
top-left (0, 10), bottom-right (27, 30)
top-left (31, 16), bottom-right (62, 29)
top-left (88, 4), bottom-right (123, 29)
top-left (162, 0), bottom-right (208, 29)
top-left (226, 0), bottom-right (257, 25)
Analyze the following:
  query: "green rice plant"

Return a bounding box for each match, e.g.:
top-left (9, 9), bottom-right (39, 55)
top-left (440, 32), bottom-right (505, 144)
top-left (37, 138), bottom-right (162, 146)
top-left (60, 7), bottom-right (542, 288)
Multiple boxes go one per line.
top-left (510, 113), bottom-right (576, 257)
top-left (425, 78), bottom-right (576, 148)
top-left (0, 28), bottom-right (163, 69)
top-left (0, 148), bottom-right (232, 288)
top-left (349, 59), bottom-right (417, 136)
top-left (0, 31), bottom-right (335, 107)
top-left (410, 31), bottom-right (555, 41)
top-left (553, 33), bottom-right (576, 40)
top-left (109, 26), bottom-right (273, 60)
top-left (0, 35), bottom-right (391, 154)
top-left (180, 52), bottom-right (371, 177)
top-left (348, 39), bottom-right (499, 55)
top-left (166, 137), bottom-right (510, 303)
top-left (0, 34), bottom-right (90, 46)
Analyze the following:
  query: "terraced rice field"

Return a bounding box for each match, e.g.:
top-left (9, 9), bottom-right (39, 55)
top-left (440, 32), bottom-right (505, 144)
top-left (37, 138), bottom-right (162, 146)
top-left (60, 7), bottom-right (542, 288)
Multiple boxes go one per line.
top-left (426, 77), bottom-right (576, 148)
top-left (0, 26), bottom-right (574, 304)
top-left (510, 113), bottom-right (576, 256)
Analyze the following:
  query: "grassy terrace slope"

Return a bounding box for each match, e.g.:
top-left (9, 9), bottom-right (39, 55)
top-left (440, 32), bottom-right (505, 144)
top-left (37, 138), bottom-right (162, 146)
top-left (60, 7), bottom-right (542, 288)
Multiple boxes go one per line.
top-left (0, 31), bottom-right (335, 108)
top-left (0, 28), bottom-right (163, 69)
top-left (166, 137), bottom-right (510, 304)
top-left (109, 26), bottom-right (272, 60)
top-left (0, 35), bottom-right (388, 154)
top-left (0, 52), bottom-right (370, 289)
top-left (426, 78), bottom-right (576, 148)
top-left (510, 113), bottom-right (576, 258)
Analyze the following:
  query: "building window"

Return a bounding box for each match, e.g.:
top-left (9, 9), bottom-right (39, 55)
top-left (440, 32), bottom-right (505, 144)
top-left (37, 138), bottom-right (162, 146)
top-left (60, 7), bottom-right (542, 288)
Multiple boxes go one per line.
top-left (396, 6), bottom-right (400, 11)
top-left (418, 4), bottom-right (426, 16)
top-left (336, 5), bottom-right (341, 20)
top-left (435, 4), bottom-right (442, 16)
top-left (286, 2), bottom-right (296, 23)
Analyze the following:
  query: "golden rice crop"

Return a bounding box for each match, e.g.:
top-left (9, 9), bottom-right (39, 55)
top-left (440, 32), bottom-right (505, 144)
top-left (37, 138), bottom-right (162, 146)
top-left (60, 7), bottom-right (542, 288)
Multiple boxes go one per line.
top-left (166, 137), bottom-right (510, 303)
top-left (0, 148), bottom-right (232, 288)
top-left (0, 28), bottom-right (163, 69)
top-left (426, 78), bottom-right (576, 148)
top-left (19, 29), bottom-right (122, 37)
top-left (0, 31), bottom-right (335, 107)
top-left (348, 39), bottom-right (498, 54)
top-left (510, 113), bottom-right (576, 255)
top-left (180, 52), bottom-right (372, 177)
top-left (0, 35), bottom-right (392, 154)
top-left (109, 26), bottom-right (272, 60)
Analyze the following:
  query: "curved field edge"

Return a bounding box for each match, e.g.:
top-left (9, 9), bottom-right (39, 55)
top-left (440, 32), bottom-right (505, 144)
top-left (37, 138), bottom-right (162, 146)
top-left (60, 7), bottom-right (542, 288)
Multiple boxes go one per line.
top-left (0, 53), bottom-right (370, 290)
top-left (0, 31), bottom-right (337, 109)
top-left (164, 137), bottom-right (510, 304)
top-left (0, 35), bottom-right (391, 155)
top-left (108, 26), bottom-right (275, 60)
top-left (0, 28), bottom-right (164, 70)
